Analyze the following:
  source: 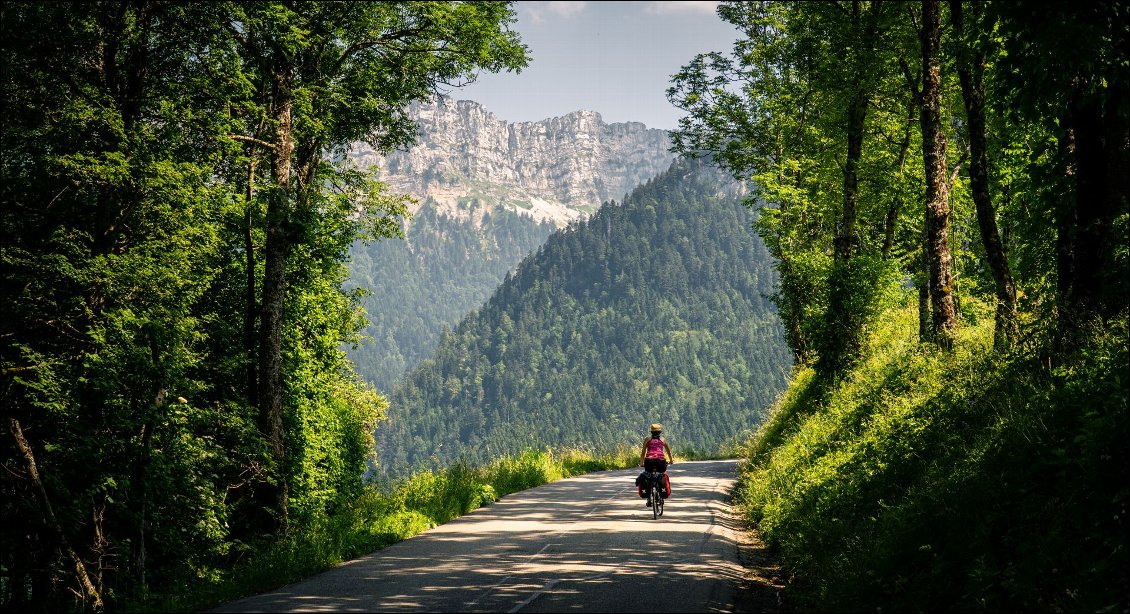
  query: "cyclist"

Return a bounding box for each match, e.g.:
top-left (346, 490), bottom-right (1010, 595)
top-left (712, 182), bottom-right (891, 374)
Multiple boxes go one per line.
top-left (637, 423), bottom-right (673, 504)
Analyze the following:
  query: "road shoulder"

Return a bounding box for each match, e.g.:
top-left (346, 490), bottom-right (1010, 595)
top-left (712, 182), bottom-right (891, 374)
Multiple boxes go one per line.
top-left (724, 496), bottom-right (788, 613)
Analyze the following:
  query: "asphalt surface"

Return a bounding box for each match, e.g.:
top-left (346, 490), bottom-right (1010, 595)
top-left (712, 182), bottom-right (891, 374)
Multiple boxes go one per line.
top-left (211, 459), bottom-right (775, 613)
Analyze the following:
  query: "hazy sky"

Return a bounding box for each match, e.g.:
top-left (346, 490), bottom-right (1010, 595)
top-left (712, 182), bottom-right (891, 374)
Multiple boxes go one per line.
top-left (450, 1), bottom-right (741, 131)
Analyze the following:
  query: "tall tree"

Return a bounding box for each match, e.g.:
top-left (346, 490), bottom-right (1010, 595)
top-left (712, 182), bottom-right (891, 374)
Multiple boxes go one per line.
top-left (221, 1), bottom-right (527, 531)
top-left (916, 0), bottom-right (958, 346)
top-left (950, 0), bottom-right (1016, 350)
top-left (832, 0), bottom-right (889, 264)
top-left (820, 0), bottom-right (903, 373)
top-left (2, 2), bottom-right (237, 608)
top-left (991, 2), bottom-right (1129, 342)
top-left (669, 1), bottom-right (907, 373)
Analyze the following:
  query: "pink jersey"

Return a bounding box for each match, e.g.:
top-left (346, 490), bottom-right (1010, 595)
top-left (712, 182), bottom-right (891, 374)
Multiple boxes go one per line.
top-left (645, 437), bottom-right (666, 459)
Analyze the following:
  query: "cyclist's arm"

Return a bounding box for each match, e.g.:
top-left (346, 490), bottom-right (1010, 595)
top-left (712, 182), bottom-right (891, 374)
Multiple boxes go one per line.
top-left (664, 440), bottom-right (674, 464)
top-left (640, 440), bottom-right (647, 466)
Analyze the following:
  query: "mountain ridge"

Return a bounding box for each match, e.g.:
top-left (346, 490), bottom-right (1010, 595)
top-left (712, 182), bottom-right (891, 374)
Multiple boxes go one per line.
top-left (345, 98), bottom-right (681, 391)
top-left (349, 96), bottom-right (676, 227)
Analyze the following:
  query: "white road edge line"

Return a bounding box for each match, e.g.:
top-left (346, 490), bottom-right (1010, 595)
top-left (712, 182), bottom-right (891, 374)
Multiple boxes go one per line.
top-left (507, 578), bottom-right (560, 614)
top-left (466, 483), bottom-right (626, 608)
top-left (464, 543), bottom-right (556, 608)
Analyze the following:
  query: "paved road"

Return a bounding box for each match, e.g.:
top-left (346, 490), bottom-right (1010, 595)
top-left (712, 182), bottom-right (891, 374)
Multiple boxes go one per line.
top-left (212, 459), bottom-right (772, 613)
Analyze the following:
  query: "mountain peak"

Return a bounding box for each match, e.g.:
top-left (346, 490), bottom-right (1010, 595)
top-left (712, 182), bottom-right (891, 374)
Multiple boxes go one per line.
top-left (349, 96), bottom-right (676, 227)
top-left (436, 97), bottom-right (615, 129)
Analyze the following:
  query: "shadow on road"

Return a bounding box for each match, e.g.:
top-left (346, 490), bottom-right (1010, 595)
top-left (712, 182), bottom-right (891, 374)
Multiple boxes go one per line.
top-left (212, 460), bottom-right (784, 613)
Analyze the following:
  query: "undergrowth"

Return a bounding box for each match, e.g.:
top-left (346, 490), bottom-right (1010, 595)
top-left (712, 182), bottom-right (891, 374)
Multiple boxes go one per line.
top-left (736, 300), bottom-right (1129, 612)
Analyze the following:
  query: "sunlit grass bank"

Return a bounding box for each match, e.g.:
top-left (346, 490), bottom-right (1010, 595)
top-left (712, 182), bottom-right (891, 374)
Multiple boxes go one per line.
top-left (149, 446), bottom-right (637, 612)
top-left (736, 301), bottom-right (1128, 612)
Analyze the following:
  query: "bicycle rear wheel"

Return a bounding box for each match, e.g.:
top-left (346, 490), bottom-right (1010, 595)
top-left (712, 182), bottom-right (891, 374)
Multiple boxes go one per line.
top-left (650, 478), bottom-right (659, 520)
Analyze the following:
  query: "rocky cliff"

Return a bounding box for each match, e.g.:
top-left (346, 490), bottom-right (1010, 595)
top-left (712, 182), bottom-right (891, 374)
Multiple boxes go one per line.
top-left (349, 97), bottom-right (676, 227)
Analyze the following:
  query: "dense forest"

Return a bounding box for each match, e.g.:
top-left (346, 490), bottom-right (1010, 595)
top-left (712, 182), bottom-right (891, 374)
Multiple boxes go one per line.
top-left (1, 2), bottom-right (527, 611)
top-left (347, 201), bottom-right (555, 393)
top-left (3, 0), bottom-right (1126, 612)
top-left (376, 160), bottom-right (791, 478)
top-left (668, 1), bottom-right (1127, 610)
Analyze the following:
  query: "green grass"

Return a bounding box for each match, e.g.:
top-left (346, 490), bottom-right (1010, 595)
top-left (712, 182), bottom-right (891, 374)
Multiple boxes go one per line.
top-left (138, 446), bottom-right (638, 613)
top-left (736, 300), bottom-right (1129, 612)
top-left (673, 445), bottom-right (740, 461)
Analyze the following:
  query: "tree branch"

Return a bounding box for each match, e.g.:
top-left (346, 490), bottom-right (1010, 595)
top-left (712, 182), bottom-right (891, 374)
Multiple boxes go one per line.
top-left (899, 57), bottom-right (921, 103)
top-left (229, 134), bottom-right (277, 150)
top-left (949, 145), bottom-right (971, 188)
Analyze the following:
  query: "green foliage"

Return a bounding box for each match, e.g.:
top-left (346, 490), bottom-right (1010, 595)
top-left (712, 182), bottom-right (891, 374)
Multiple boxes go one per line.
top-left (670, 1), bottom-right (930, 372)
top-left (816, 254), bottom-right (905, 374)
top-left (741, 366), bottom-right (821, 465)
top-left (1, 2), bottom-right (528, 611)
top-left (737, 302), bottom-right (1129, 612)
top-left (377, 160), bottom-right (792, 479)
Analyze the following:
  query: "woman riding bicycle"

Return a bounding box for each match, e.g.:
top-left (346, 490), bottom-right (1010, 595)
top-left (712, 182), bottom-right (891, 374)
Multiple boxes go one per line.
top-left (637, 423), bottom-right (673, 503)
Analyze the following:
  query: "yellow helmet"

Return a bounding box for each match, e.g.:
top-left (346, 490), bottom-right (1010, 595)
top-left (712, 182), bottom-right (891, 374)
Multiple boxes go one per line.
top-left (650, 423), bottom-right (663, 432)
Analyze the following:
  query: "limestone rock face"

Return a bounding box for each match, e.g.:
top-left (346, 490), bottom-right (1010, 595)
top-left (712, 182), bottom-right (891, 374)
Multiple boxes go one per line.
top-left (349, 97), bottom-right (675, 227)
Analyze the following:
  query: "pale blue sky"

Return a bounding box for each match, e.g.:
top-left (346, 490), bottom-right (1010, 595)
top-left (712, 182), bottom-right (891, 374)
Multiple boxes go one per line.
top-left (451, 1), bottom-right (740, 131)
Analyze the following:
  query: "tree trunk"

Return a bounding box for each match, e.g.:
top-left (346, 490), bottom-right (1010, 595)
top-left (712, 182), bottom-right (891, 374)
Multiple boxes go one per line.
top-left (919, 0), bottom-right (957, 347)
top-left (823, 47), bottom-right (869, 374)
top-left (245, 160), bottom-right (259, 407)
top-left (777, 250), bottom-right (809, 364)
top-left (1055, 123), bottom-right (1077, 333)
top-left (258, 65), bottom-right (294, 534)
top-left (882, 102), bottom-right (915, 260)
top-left (134, 409), bottom-right (154, 592)
top-left (837, 91), bottom-right (867, 264)
top-left (1105, 76), bottom-right (1130, 309)
top-left (951, 0), bottom-right (1017, 351)
top-left (10, 418), bottom-right (104, 612)
top-left (882, 201), bottom-right (899, 260)
top-left (1067, 78), bottom-right (1127, 321)
top-left (821, 0), bottom-right (884, 374)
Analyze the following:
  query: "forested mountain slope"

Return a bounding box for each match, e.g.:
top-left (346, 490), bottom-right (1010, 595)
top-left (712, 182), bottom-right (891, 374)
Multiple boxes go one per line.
top-left (347, 203), bottom-right (556, 392)
top-left (345, 98), bottom-right (675, 392)
top-left (376, 160), bottom-right (791, 477)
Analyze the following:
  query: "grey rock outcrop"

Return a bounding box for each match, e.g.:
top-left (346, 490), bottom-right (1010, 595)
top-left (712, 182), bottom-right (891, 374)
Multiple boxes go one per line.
top-left (349, 97), bottom-right (675, 227)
